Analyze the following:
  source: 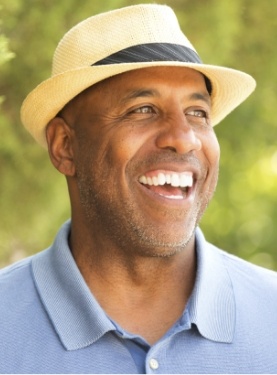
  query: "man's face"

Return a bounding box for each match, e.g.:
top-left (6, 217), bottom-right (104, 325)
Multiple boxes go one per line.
top-left (68, 67), bottom-right (220, 257)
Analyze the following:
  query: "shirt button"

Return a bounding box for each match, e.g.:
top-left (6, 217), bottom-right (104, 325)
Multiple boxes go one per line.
top-left (149, 358), bottom-right (159, 370)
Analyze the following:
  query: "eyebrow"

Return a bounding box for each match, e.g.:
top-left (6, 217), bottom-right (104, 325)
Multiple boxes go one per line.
top-left (120, 88), bottom-right (211, 106)
top-left (189, 92), bottom-right (211, 106)
top-left (120, 88), bottom-right (160, 104)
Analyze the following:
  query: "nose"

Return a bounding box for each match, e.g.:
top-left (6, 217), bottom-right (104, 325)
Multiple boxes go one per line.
top-left (155, 113), bottom-right (202, 154)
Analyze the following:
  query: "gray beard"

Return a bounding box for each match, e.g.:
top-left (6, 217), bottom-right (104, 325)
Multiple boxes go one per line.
top-left (76, 169), bottom-right (211, 258)
top-left (75, 143), bottom-right (217, 258)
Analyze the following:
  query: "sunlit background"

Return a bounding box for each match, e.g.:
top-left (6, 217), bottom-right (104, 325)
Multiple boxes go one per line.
top-left (1, 0), bottom-right (277, 269)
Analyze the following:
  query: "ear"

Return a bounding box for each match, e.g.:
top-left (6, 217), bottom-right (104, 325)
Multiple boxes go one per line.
top-left (46, 117), bottom-right (76, 176)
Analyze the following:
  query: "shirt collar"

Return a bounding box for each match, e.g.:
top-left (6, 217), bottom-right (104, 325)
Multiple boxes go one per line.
top-left (32, 221), bottom-right (235, 350)
top-left (189, 228), bottom-right (236, 343)
top-left (32, 220), bottom-right (116, 351)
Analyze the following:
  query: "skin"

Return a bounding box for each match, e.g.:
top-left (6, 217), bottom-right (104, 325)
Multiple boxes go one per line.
top-left (46, 66), bottom-right (220, 344)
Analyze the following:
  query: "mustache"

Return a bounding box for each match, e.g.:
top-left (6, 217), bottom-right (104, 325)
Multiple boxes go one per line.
top-left (131, 150), bottom-right (204, 172)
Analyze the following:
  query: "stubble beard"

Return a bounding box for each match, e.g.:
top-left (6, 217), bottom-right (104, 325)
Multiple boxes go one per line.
top-left (76, 163), bottom-right (214, 259)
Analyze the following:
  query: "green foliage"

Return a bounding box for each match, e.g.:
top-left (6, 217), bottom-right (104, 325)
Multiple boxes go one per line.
top-left (0, 33), bottom-right (14, 66)
top-left (1, 0), bottom-right (277, 269)
top-left (0, 10), bottom-right (14, 105)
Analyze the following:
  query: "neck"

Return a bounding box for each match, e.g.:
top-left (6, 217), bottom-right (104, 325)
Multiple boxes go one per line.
top-left (69, 216), bottom-right (197, 344)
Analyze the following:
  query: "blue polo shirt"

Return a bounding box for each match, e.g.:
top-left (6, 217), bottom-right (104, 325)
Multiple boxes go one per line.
top-left (1, 220), bottom-right (277, 373)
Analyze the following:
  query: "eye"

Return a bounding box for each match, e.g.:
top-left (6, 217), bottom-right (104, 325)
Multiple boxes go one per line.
top-left (187, 109), bottom-right (207, 118)
top-left (123, 104), bottom-right (157, 124)
top-left (132, 105), bottom-right (155, 114)
top-left (186, 108), bottom-right (211, 127)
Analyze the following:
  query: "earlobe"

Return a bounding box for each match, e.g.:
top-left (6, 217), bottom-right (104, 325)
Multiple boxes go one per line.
top-left (46, 117), bottom-right (76, 176)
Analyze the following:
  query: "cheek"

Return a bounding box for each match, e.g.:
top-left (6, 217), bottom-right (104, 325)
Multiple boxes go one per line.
top-left (104, 129), bottom-right (148, 170)
top-left (208, 139), bottom-right (220, 193)
top-left (203, 131), bottom-right (220, 166)
top-left (200, 131), bottom-right (220, 194)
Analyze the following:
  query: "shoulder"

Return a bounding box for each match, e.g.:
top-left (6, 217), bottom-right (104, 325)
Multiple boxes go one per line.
top-left (220, 246), bottom-right (277, 281)
top-left (0, 255), bottom-right (33, 284)
top-left (197, 228), bottom-right (277, 292)
top-left (0, 256), bottom-right (38, 334)
top-left (0, 221), bottom-right (71, 292)
top-left (0, 248), bottom-right (54, 337)
top-left (214, 244), bottom-right (277, 298)
top-left (0, 250), bottom-right (47, 305)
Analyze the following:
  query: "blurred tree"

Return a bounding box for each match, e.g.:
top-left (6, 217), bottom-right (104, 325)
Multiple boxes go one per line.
top-left (0, 7), bottom-right (14, 104)
top-left (0, 0), bottom-right (276, 269)
top-left (0, 32), bottom-right (14, 76)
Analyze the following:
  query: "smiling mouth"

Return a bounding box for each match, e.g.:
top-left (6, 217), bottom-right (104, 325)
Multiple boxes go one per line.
top-left (138, 171), bottom-right (194, 200)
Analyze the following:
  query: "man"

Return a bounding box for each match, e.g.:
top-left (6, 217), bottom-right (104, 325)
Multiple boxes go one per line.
top-left (1, 4), bottom-right (277, 373)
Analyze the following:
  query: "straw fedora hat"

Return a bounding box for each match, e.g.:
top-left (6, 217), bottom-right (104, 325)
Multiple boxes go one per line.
top-left (21, 3), bottom-right (256, 148)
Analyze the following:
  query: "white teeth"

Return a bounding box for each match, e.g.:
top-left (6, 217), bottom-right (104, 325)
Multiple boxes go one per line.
top-left (171, 173), bottom-right (180, 187)
top-left (158, 173), bottom-right (166, 185)
top-left (152, 176), bottom-right (159, 186)
top-left (147, 177), bottom-right (153, 186)
top-left (139, 175), bottom-right (147, 184)
top-left (139, 172), bottom-right (193, 188)
top-left (163, 194), bottom-right (183, 200)
top-left (166, 174), bottom-right (171, 184)
top-left (180, 174), bottom-right (193, 187)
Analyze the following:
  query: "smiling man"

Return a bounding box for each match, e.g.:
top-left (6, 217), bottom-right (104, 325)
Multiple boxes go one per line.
top-left (1, 4), bottom-right (277, 374)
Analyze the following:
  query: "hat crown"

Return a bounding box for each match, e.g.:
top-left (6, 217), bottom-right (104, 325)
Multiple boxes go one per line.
top-left (52, 4), bottom-right (196, 76)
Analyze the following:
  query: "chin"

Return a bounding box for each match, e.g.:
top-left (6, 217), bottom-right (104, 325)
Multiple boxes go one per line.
top-left (140, 244), bottom-right (189, 258)
top-left (129, 223), bottom-right (196, 258)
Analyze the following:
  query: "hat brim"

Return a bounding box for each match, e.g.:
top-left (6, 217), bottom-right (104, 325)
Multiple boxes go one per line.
top-left (21, 61), bottom-right (256, 148)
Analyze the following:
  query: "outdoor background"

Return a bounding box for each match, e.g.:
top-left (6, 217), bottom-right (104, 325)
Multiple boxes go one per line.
top-left (0, 0), bottom-right (276, 269)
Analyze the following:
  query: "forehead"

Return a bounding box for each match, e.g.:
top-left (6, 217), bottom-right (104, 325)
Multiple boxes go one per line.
top-left (100, 66), bottom-right (204, 90)
top-left (82, 66), bottom-right (208, 99)
top-left (64, 66), bottom-right (210, 116)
